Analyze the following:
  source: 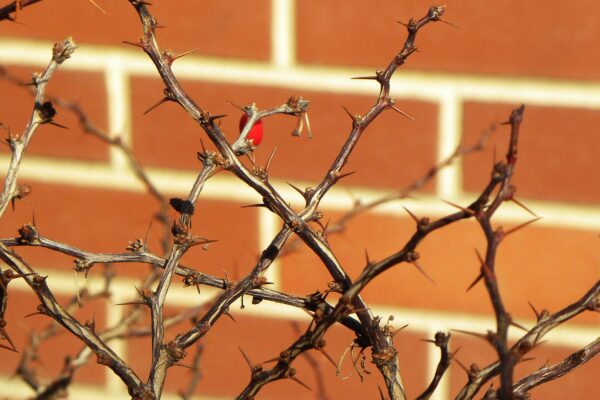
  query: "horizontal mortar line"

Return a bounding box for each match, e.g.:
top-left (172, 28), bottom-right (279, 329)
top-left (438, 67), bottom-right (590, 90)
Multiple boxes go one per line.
top-left (2, 39), bottom-right (600, 107)
top-left (8, 270), bottom-right (598, 349)
top-left (0, 376), bottom-right (228, 400)
top-left (6, 155), bottom-right (600, 230)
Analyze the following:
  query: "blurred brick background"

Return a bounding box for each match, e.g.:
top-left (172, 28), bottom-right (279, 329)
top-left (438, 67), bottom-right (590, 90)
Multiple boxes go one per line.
top-left (0, 1), bottom-right (599, 399)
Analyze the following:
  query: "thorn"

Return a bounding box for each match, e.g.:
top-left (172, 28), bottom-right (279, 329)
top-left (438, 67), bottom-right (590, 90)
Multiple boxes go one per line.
top-left (438, 18), bottom-right (459, 29)
top-left (143, 97), bottom-right (170, 115)
top-left (0, 342), bottom-right (17, 353)
top-left (389, 324), bottom-right (409, 339)
top-left (402, 206), bottom-right (419, 224)
top-left (223, 269), bottom-right (230, 285)
top-left (246, 151), bottom-right (257, 167)
top-left (474, 248), bottom-right (485, 265)
top-left (441, 199), bottom-right (476, 215)
top-left (48, 121), bottom-right (69, 129)
top-left (207, 114), bottom-right (227, 122)
top-left (290, 376), bottom-right (312, 392)
top-left (86, 0), bottom-right (106, 13)
top-left (510, 197), bottom-right (538, 218)
top-left (224, 311), bottom-right (237, 323)
top-left (173, 362), bottom-right (196, 370)
top-left (115, 301), bottom-right (146, 306)
top-left (510, 319), bottom-right (528, 332)
top-left (0, 328), bottom-right (16, 352)
top-left (172, 48), bottom-right (199, 62)
top-left (378, 386), bottom-right (386, 400)
top-left (321, 219), bottom-right (330, 233)
top-left (143, 221), bottom-right (153, 251)
top-left (241, 203), bottom-right (268, 209)
top-left (287, 182), bottom-right (306, 198)
top-left (122, 40), bottom-right (144, 49)
top-left (239, 347), bottom-right (254, 370)
top-left (23, 311), bottom-right (44, 318)
top-left (451, 329), bottom-right (490, 342)
top-left (390, 106), bottom-right (415, 121)
top-left (466, 272), bottom-right (483, 292)
top-left (450, 346), bottom-right (462, 358)
top-left (226, 100), bottom-right (244, 111)
top-left (351, 75), bottom-right (379, 80)
top-left (261, 356), bottom-right (280, 364)
top-left (527, 301), bottom-right (540, 320)
top-left (454, 357), bottom-right (470, 374)
top-left (364, 249), bottom-right (371, 265)
top-left (189, 237), bottom-right (218, 247)
top-left (412, 261), bottom-right (435, 284)
top-left (265, 146), bottom-right (278, 172)
top-left (335, 170), bottom-right (356, 181)
top-left (342, 106), bottom-right (355, 121)
top-left (503, 217), bottom-right (542, 237)
top-left (318, 348), bottom-right (338, 369)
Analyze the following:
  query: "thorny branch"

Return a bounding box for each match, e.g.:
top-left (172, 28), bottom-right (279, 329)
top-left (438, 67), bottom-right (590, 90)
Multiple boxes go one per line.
top-left (456, 280), bottom-right (600, 400)
top-left (506, 336), bottom-right (600, 399)
top-left (415, 332), bottom-right (452, 400)
top-left (125, 3), bottom-right (449, 398)
top-left (0, 66), bottom-right (172, 251)
top-left (0, 37), bottom-right (76, 218)
top-left (0, 3), bottom-right (597, 400)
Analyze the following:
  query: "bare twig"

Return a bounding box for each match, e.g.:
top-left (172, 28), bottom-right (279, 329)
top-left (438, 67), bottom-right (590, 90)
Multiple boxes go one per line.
top-left (0, 38), bottom-right (77, 218)
top-left (415, 332), bottom-right (452, 400)
top-left (456, 280), bottom-right (600, 399)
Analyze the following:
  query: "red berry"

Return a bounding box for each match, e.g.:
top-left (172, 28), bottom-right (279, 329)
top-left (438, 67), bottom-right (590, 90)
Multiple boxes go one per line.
top-left (239, 114), bottom-right (264, 146)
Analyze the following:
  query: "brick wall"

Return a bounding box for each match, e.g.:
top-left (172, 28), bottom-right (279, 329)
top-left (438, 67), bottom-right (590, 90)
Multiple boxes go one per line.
top-left (0, 1), bottom-right (599, 399)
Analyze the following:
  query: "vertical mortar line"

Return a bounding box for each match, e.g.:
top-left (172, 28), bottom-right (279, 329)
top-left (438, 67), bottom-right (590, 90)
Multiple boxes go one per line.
top-left (425, 327), bottom-right (451, 400)
top-left (436, 92), bottom-right (463, 200)
top-left (271, 0), bottom-right (296, 67)
top-left (105, 56), bottom-right (133, 172)
top-left (104, 291), bottom-right (130, 397)
top-left (258, 208), bottom-right (282, 289)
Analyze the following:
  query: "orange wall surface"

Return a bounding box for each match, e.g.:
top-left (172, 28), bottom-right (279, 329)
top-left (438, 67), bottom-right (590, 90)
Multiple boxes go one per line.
top-left (0, 2), bottom-right (598, 399)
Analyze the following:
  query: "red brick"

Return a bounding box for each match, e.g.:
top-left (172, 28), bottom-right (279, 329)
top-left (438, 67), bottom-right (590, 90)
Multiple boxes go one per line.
top-left (462, 102), bottom-right (600, 204)
top-left (280, 212), bottom-right (600, 325)
top-left (127, 311), bottom-right (429, 398)
top-left (0, 182), bottom-right (259, 280)
top-left (297, 1), bottom-right (600, 80)
top-left (0, 0), bottom-right (270, 60)
top-left (0, 65), bottom-right (109, 161)
top-left (449, 336), bottom-right (600, 399)
top-left (1, 289), bottom-right (108, 385)
top-left (131, 76), bottom-right (438, 191)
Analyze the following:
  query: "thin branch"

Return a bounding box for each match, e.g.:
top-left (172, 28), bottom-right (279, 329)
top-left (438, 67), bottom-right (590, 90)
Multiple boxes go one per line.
top-left (0, 38), bottom-right (77, 218)
top-left (456, 279), bottom-right (600, 399)
top-left (509, 336), bottom-right (600, 398)
top-left (415, 332), bottom-right (451, 400)
top-left (0, 244), bottom-right (147, 398)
